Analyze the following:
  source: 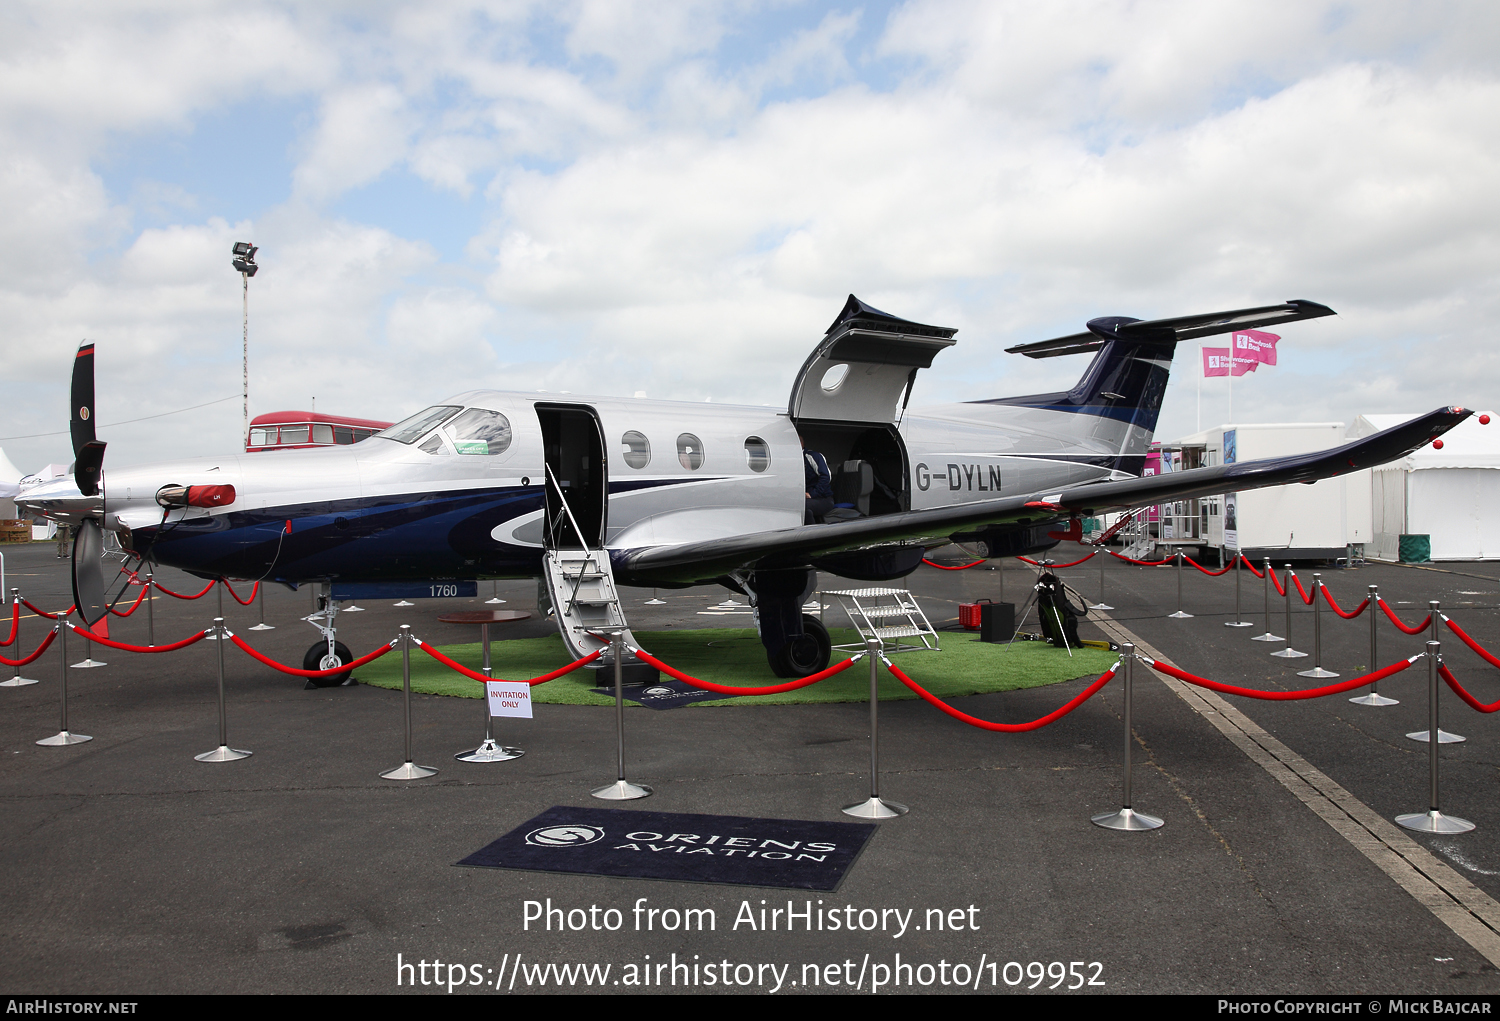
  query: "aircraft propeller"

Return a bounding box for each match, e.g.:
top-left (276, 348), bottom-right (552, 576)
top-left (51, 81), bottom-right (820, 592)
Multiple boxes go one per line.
top-left (68, 342), bottom-right (110, 637)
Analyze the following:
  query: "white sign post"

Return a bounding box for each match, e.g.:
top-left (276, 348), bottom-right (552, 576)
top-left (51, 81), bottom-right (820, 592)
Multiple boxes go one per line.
top-left (486, 681), bottom-right (533, 719)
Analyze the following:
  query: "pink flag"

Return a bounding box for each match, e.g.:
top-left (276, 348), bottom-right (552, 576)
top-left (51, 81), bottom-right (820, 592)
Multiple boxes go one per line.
top-left (1232, 329), bottom-right (1279, 367)
top-left (1202, 347), bottom-right (1230, 377)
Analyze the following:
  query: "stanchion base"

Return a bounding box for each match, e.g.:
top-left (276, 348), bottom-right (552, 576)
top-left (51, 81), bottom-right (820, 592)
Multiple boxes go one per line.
top-left (485, 597), bottom-right (506, 605)
top-left (1270, 648), bottom-right (1309, 659)
top-left (1224, 621), bottom-right (1256, 628)
top-left (1296, 666), bottom-right (1340, 679)
top-left (0, 676), bottom-right (41, 687)
top-left (1349, 693), bottom-right (1399, 706)
top-left (1088, 602), bottom-right (1114, 611)
top-left (344, 605), bottom-right (365, 613)
top-left (841, 796), bottom-right (908, 819)
top-left (393, 600), bottom-right (414, 607)
top-left (644, 598), bottom-right (667, 605)
top-left (36, 730), bottom-right (91, 746)
top-left (1091, 807), bottom-right (1164, 831)
top-left (1406, 729), bottom-right (1466, 744)
top-left (381, 761), bottom-right (439, 780)
top-left (195, 745), bottom-right (252, 762)
top-left (70, 658), bottom-right (107, 667)
top-left (1167, 611), bottom-right (1194, 619)
top-left (1396, 809), bottom-right (1475, 834)
top-left (1251, 632), bottom-right (1284, 643)
top-left (248, 623), bottom-right (275, 631)
top-left (592, 779), bottom-right (652, 801)
top-left (457, 739), bottom-right (524, 763)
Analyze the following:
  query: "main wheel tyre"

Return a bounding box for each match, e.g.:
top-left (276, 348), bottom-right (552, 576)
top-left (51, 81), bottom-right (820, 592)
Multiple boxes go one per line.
top-left (768, 614), bottom-right (832, 678)
top-left (303, 641), bottom-right (353, 687)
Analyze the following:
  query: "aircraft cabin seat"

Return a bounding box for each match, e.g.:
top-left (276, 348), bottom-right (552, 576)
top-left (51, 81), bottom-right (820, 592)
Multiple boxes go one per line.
top-left (824, 460), bottom-right (874, 522)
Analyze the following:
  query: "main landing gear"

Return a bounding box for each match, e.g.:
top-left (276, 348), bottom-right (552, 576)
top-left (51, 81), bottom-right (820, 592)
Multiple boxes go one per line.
top-left (739, 568), bottom-right (833, 678)
top-left (303, 591), bottom-right (355, 688)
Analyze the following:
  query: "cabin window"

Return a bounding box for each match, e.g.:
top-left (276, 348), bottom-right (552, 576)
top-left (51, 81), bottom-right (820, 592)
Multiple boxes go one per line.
top-left (418, 434), bottom-right (448, 455)
top-left (820, 363), bottom-right (849, 392)
top-left (378, 406), bottom-right (462, 444)
top-left (311, 424), bottom-right (334, 444)
top-left (677, 433), bottom-right (704, 470)
top-left (442, 409), bottom-right (512, 455)
top-left (621, 430), bottom-right (651, 469)
top-left (280, 425), bottom-right (310, 445)
top-left (334, 427), bottom-right (354, 444)
top-left (352, 429), bottom-right (373, 442)
top-left (249, 428), bottom-right (275, 447)
top-left (744, 436), bottom-right (769, 472)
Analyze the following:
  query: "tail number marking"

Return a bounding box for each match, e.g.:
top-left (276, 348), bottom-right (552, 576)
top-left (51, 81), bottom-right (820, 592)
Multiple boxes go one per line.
top-left (915, 463), bottom-right (1002, 493)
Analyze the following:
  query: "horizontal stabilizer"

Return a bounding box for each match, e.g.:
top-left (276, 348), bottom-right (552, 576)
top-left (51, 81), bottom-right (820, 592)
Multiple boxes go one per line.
top-left (1007, 299), bottom-right (1335, 359)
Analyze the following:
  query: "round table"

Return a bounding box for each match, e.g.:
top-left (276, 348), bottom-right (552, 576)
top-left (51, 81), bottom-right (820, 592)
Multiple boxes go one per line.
top-left (437, 610), bottom-right (532, 762)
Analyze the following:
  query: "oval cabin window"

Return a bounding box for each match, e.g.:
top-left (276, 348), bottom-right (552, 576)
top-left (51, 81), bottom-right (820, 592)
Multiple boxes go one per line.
top-left (744, 436), bottom-right (770, 472)
top-left (622, 430), bottom-right (651, 469)
top-left (677, 433), bottom-right (704, 470)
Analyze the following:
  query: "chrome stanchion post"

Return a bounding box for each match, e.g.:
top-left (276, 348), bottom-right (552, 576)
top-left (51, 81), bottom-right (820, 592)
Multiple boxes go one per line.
top-left (843, 638), bottom-right (908, 818)
top-left (592, 632), bottom-right (651, 800)
top-left (146, 572), bottom-right (155, 648)
top-left (37, 624), bottom-right (89, 746)
top-left (1092, 644), bottom-right (1162, 831)
top-left (1352, 584), bottom-right (1398, 706)
top-left (1168, 551), bottom-right (1193, 618)
top-left (382, 626), bottom-right (437, 780)
top-left (1226, 553), bottom-right (1253, 627)
top-left (1252, 558), bottom-right (1282, 642)
top-left (206, 580), bottom-right (224, 640)
top-left (1407, 602), bottom-right (1464, 743)
top-left (1298, 575), bottom-right (1338, 678)
top-left (1088, 556), bottom-right (1112, 611)
top-left (196, 618), bottom-right (250, 762)
top-left (458, 621), bottom-right (522, 763)
top-left (1397, 642), bottom-right (1474, 833)
top-left (1271, 564), bottom-right (1307, 658)
top-left (2, 588), bottom-right (40, 687)
top-left (250, 581), bottom-right (273, 631)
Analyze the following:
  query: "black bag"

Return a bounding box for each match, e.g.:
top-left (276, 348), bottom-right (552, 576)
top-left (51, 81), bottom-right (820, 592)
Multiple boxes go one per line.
top-left (1035, 571), bottom-right (1086, 649)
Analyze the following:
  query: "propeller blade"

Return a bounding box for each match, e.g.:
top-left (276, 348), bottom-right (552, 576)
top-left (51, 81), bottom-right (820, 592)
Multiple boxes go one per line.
top-left (70, 341), bottom-right (97, 457)
top-left (71, 518), bottom-right (110, 639)
top-left (70, 342), bottom-right (107, 497)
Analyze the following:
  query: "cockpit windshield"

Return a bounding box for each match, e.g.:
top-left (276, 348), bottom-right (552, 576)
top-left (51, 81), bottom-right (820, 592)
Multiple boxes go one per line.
top-left (376, 406), bottom-right (462, 444)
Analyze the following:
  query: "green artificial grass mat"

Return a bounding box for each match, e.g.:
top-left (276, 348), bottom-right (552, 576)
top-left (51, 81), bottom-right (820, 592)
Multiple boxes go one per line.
top-left (356, 628), bottom-right (1117, 707)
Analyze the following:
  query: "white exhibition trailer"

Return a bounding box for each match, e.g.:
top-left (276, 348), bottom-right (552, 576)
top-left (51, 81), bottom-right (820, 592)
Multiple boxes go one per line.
top-left (1356, 413), bottom-right (1500, 562)
top-left (1165, 422), bottom-right (1369, 560)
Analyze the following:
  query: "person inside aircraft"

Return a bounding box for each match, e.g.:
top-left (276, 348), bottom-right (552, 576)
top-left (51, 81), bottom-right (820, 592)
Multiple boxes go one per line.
top-left (801, 434), bottom-right (834, 524)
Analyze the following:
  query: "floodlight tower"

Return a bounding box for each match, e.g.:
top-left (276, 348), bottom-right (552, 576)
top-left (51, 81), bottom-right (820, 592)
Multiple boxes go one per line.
top-left (231, 242), bottom-right (259, 448)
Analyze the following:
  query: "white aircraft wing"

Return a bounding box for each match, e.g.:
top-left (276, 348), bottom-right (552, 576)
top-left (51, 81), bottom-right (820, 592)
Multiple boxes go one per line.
top-left (618, 405), bottom-right (1469, 584)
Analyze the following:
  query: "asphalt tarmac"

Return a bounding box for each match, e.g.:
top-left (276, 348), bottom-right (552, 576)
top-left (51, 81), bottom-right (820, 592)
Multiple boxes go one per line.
top-left (2, 542), bottom-right (1498, 995)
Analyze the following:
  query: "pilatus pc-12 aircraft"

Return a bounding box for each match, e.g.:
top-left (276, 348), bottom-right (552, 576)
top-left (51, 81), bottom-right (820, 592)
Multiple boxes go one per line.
top-left (19, 295), bottom-right (1468, 682)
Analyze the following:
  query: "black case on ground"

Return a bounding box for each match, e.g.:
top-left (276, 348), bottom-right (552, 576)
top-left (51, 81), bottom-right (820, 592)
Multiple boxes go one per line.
top-left (978, 601), bottom-right (1015, 643)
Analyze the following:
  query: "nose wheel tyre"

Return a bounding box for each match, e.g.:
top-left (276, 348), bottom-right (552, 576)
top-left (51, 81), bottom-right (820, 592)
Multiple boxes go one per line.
top-left (303, 641), bottom-right (354, 687)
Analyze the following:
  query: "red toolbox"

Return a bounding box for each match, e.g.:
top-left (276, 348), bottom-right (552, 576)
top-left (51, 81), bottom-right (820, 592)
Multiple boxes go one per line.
top-left (959, 599), bottom-right (990, 630)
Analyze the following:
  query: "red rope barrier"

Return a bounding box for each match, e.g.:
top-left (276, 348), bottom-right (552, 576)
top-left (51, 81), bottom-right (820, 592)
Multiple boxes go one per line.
top-left (107, 583), bottom-right (151, 618)
top-left (1018, 551), bottom-right (1098, 569)
top-left (922, 558), bottom-right (986, 571)
top-left (1439, 662), bottom-right (1500, 714)
top-left (1268, 567), bottom-right (1285, 596)
top-left (1320, 586), bottom-right (1368, 620)
top-left (0, 628), bottom-right (55, 667)
top-left (1443, 617), bottom-right (1500, 671)
top-left (222, 579), bottom-right (259, 606)
top-left (152, 578), bottom-right (217, 600)
top-left (1107, 549), bottom-right (1173, 566)
top-left (416, 641), bottom-right (603, 685)
top-left (1240, 557), bottom-right (1265, 578)
top-left (0, 602), bottom-right (17, 647)
top-left (631, 647), bottom-right (858, 695)
top-left (1184, 556), bottom-right (1235, 577)
top-left (884, 659), bottom-right (1117, 732)
top-left (69, 624), bottom-right (210, 653)
top-left (1378, 598), bottom-right (1431, 635)
top-left (1147, 654), bottom-right (1417, 701)
top-left (228, 633), bottom-right (395, 677)
top-left (1291, 573), bottom-right (1315, 605)
top-left (21, 598), bottom-right (75, 620)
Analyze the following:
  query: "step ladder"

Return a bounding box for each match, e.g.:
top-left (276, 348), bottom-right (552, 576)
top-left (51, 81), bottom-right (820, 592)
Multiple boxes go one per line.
top-left (542, 548), bottom-right (638, 661)
top-left (823, 587), bottom-right (940, 655)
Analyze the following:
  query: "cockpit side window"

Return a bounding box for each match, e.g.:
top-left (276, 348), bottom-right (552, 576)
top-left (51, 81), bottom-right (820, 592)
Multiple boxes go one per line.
top-left (443, 409), bottom-right (512, 455)
top-left (377, 406), bottom-right (462, 444)
top-left (418, 434), bottom-right (449, 455)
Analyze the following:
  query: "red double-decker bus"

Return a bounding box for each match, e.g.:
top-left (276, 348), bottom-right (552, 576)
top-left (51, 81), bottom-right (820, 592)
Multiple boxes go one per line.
top-left (246, 411), bottom-right (393, 453)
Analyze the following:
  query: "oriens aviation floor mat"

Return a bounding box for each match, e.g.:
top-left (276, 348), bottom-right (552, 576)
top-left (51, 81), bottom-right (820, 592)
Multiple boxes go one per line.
top-left (586, 677), bottom-right (743, 709)
top-left (458, 806), bottom-right (876, 890)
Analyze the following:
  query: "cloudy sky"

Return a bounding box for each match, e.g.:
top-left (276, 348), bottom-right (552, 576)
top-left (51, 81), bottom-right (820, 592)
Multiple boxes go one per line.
top-left (2, 0), bottom-right (1498, 473)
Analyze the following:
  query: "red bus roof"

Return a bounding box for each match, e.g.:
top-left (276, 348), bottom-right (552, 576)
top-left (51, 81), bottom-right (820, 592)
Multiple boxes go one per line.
top-left (249, 411), bottom-right (393, 430)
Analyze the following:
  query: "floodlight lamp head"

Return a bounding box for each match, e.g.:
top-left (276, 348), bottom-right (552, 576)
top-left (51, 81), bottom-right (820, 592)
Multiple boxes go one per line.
top-left (231, 241), bottom-right (259, 277)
